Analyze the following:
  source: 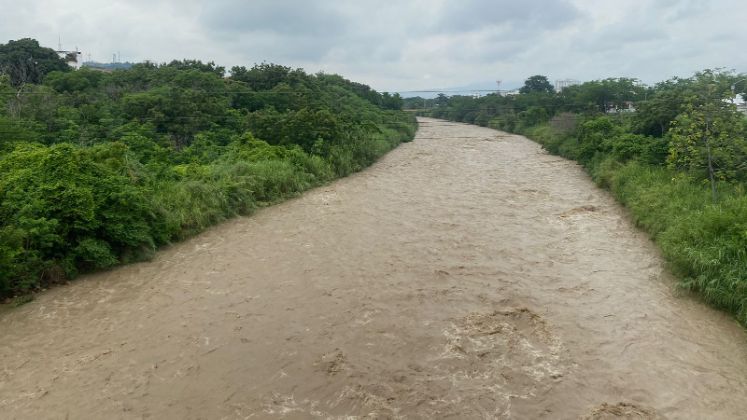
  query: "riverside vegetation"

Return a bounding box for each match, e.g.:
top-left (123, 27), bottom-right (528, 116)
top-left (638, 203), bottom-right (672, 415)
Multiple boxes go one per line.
top-left (415, 71), bottom-right (747, 325)
top-left (0, 38), bottom-right (415, 299)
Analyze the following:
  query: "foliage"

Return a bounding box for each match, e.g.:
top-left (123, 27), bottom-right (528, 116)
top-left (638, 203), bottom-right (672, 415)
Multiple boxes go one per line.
top-left (560, 78), bottom-right (645, 113)
top-left (419, 68), bottom-right (747, 325)
top-left (0, 39), bottom-right (416, 298)
top-left (0, 38), bottom-right (71, 86)
top-left (594, 161), bottom-right (747, 324)
top-left (667, 85), bottom-right (747, 185)
top-left (525, 121), bottom-right (747, 324)
top-left (519, 75), bottom-right (554, 94)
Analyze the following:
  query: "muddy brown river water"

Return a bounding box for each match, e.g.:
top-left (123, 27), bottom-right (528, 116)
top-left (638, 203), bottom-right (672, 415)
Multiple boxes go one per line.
top-left (2, 118), bottom-right (747, 419)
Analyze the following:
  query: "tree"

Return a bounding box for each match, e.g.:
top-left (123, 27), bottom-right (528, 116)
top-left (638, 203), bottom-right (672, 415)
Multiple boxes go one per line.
top-left (0, 38), bottom-right (70, 87)
top-left (230, 63), bottom-right (293, 91)
top-left (163, 59), bottom-right (225, 77)
top-left (517, 106), bottom-right (549, 128)
top-left (519, 75), bottom-right (554, 94)
top-left (561, 78), bottom-right (644, 114)
top-left (435, 93), bottom-right (449, 107)
top-left (633, 87), bottom-right (685, 137)
top-left (121, 70), bottom-right (233, 149)
top-left (381, 92), bottom-right (403, 110)
top-left (667, 83), bottom-right (747, 200)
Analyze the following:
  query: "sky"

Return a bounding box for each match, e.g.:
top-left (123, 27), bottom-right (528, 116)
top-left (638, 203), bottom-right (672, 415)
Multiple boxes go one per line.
top-left (1, 0), bottom-right (746, 92)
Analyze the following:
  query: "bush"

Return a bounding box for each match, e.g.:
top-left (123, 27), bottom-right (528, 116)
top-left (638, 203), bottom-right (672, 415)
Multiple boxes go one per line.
top-left (0, 143), bottom-right (155, 294)
top-left (526, 120), bottom-right (747, 325)
top-left (0, 58), bottom-right (417, 298)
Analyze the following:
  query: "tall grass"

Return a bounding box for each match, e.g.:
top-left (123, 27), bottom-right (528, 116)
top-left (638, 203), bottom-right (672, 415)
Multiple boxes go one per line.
top-left (526, 124), bottom-right (747, 325)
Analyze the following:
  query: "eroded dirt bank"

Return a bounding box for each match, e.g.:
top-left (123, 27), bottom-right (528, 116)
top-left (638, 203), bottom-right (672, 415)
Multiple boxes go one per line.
top-left (2, 118), bottom-right (747, 419)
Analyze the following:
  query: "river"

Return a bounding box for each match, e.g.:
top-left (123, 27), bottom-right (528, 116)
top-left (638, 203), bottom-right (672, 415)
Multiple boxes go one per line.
top-left (1, 118), bottom-right (746, 419)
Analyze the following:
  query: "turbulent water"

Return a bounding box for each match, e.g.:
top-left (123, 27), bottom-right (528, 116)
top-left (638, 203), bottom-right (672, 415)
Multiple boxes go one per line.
top-left (2, 118), bottom-right (747, 419)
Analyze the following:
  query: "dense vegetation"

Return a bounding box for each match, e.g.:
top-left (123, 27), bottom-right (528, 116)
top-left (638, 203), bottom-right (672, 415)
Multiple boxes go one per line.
top-left (0, 39), bottom-right (416, 298)
top-left (418, 71), bottom-right (747, 325)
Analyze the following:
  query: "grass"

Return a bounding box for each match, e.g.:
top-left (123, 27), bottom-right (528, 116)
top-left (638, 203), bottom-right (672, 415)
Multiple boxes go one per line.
top-left (525, 123), bottom-right (747, 325)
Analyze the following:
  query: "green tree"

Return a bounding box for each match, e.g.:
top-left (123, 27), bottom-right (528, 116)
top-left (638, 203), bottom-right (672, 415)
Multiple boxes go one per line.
top-left (164, 59), bottom-right (225, 77)
top-left (633, 87), bottom-right (685, 136)
top-left (230, 63), bottom-right (293, 91)
top-left (121, 70), bottom-right (234, 148)
top-left (381, 92), bottom-right (404, 110)
top-left (0, 45), bottom-right (418, 297)
top-left (519, 75), bottom-right (554, 94)
top-left (667, 84), bottom-right (747, 200)
top-left (561, 78), bottom-right (644, 114)
top-left (435, 93), bottom-right (449, 107)
top-left (0, 38), bottom-right (70, 87)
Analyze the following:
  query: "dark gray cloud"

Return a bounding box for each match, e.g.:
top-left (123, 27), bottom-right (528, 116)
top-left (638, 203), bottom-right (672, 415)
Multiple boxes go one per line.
top-left (1, 0), bottom-right (746, 91)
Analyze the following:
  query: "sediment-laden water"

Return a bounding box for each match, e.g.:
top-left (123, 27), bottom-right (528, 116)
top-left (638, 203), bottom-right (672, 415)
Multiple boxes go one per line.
top-left (2, 118), bottom-right (746, 419)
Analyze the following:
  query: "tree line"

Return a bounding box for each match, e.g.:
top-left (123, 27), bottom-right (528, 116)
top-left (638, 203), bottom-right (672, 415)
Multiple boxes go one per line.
top-left (0, 38), bottom-right (416, 300)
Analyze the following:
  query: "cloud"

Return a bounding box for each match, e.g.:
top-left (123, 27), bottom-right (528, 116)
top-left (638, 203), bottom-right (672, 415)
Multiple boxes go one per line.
top-left (436, 0), bottom-right (580, 33)
top-left (0, 0), bottom-right (746, 91)
top-left (201, 0), bottom-right (347, 37)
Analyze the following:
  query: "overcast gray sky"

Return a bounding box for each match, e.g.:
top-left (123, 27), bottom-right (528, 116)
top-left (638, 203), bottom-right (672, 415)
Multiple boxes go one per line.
top-left (1, 0), bottom-right (745, 91)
